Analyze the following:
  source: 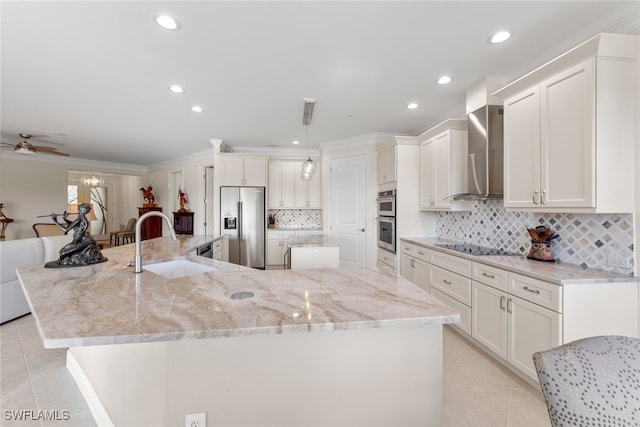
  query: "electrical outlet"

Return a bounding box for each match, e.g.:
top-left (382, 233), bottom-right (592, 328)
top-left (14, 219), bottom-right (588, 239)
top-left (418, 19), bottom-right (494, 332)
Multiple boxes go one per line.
top-left (607, 255), bottom-right (630, 269)
top-left (185, 412), bottom-right (206, 427)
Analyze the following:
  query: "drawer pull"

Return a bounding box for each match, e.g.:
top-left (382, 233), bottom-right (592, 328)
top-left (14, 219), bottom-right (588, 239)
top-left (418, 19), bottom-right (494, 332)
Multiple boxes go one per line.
top-left (443, 279), bottom-right (452, 285)
top-left (482, 272), bottom-right (495, 279)
top-left (499, 295), bottom-right (506, 311)
top-left (417, 251), bottom-right (425, 256)
top-left (522, 286), bottom-right (540, 295)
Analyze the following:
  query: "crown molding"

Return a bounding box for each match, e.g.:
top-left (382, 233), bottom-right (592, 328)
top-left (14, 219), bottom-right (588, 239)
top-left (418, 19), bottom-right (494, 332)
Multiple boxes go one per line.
top-left (0, 151), bottom-right (148, 175)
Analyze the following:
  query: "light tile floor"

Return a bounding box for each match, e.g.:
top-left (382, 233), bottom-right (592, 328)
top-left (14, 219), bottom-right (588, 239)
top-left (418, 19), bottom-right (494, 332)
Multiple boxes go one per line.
top-left (1, 316), bottom-right (551, 427)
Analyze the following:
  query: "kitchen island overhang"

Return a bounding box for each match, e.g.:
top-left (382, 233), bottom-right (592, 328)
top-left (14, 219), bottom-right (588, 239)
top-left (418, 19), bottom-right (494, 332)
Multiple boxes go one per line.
top-left (17, 236), bottom-right (459, 427)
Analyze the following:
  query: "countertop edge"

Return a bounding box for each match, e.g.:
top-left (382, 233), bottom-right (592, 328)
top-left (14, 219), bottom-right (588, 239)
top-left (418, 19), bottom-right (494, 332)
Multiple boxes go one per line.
top-left (400, 237), bottom-right (639, 285)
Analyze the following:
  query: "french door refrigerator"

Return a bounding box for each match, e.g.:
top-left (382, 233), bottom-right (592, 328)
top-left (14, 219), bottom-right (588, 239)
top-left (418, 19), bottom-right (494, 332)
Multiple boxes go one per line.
top-left (220, 186), bottom-right (266, 269)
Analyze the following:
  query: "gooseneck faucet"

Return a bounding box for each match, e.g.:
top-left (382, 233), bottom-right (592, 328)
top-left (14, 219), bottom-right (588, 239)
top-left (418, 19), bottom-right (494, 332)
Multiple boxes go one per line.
top-left (134, 211), bottom-right (177, 273)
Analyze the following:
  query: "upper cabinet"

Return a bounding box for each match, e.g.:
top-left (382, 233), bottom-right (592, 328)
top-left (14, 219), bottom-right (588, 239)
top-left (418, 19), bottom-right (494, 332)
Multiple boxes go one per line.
top-left (418, 120), bottom-right (469, 211)
top-left (377, 146), bottom-right (397, 184)
top-left (495, 33), bottom-right (638, 213)
top-left (268, 162), bottom-right (295, 208)
top-left (294, 163), bottom-right (321, 208)
top-left (268, 160), bottom-right (321, 209)
top-left (220, 154), bottom-right (268, 187)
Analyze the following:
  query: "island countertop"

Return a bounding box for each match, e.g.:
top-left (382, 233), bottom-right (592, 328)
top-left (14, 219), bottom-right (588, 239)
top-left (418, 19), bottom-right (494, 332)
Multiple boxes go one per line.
top-left (287, 234), bottom-right (339, 247)
top-left (17, 236), bottom-right (459, 349)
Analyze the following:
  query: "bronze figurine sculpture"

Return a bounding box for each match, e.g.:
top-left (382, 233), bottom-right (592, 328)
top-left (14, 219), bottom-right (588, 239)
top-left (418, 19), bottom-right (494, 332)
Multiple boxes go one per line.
top-left (46, 203), bottom-right (107, 268)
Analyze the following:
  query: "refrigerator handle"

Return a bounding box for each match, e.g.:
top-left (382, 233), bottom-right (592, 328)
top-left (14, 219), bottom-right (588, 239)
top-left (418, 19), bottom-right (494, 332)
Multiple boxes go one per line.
top-left (238, 201), bottom-right (243, 238)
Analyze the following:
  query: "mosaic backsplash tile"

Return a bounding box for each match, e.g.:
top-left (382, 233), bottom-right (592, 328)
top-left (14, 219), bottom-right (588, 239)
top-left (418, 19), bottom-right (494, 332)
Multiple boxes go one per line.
top-left (268, 209), bottom-right (322, 229)
top-left (436, 200), bottom-right (634, 275)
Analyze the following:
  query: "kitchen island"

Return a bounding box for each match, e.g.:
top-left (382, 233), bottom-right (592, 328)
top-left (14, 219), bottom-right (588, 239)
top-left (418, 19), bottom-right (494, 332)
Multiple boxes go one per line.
top-left (286, 233), bottom-right (340, 269)
top-left (17, 235), bottom-right (459, 427)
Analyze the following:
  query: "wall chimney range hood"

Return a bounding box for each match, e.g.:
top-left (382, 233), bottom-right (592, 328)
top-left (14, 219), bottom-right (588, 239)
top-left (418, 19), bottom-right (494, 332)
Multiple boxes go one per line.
top-left (448, 105), bottom-right (504, 201)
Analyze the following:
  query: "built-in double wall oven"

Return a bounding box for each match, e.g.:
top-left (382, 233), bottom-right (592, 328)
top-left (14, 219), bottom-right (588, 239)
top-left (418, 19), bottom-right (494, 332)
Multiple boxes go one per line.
top-left (376, 189), bottom-right (396, 253)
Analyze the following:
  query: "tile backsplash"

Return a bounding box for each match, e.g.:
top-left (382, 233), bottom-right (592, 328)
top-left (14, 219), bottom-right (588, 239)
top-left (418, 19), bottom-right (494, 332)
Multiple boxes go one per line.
top-left (436, 200), bottom-right (634, 275)
top-left (269, 209), bottom-right (322, 229)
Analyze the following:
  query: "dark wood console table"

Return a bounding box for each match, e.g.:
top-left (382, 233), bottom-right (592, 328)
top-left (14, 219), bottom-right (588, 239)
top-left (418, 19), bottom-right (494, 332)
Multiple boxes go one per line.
top-left (173, 211), bottom-right (194, 235)
top-left (137, 206), bottom-right (162, 241)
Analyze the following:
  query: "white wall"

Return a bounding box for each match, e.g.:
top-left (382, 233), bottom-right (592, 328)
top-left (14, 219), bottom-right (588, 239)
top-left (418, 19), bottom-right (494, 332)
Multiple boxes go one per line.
top-left (147, 148), bottom-right (215, 236)
top-left (0, 154), bottom-right (146, 240)
top-left (635, 35), bottom-right (640, 276)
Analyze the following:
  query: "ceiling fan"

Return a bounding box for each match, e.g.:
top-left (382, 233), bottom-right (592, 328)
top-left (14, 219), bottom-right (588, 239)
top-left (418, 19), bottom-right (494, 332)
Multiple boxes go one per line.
top-left (0, 133), bottom-right (69, 156)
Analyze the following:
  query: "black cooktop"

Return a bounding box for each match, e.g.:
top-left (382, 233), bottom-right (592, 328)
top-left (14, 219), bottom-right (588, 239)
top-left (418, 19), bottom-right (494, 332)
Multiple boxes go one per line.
top-left (434, 243), bottom-right (517, 256)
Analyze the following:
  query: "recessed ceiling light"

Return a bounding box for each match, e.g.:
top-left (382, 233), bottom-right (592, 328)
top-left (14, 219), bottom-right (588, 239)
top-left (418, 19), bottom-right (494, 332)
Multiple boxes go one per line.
top-left (437, 76), bottom-right (452, 85)
top-left (191, 106), bottom-right (203, 113)
top-left (169, 85), bottom-right (185, 93)
top-left (292, 140), bottom-right (300, 145)
top-left (489, 30), bottom-right (511, 44)
top-left (407, 102), bottom-right (419, 109)
top-left (154, 14), bottom-right (180, 31)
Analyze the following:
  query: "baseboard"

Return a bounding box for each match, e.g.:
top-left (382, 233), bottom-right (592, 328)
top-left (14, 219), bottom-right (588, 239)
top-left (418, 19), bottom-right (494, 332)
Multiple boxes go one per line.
top-left (66, 350), bottom-right (115, 427)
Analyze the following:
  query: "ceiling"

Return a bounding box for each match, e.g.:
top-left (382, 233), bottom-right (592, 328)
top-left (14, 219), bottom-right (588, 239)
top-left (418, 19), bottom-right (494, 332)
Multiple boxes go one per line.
top-left (1, 1), bottom-right (639, 167)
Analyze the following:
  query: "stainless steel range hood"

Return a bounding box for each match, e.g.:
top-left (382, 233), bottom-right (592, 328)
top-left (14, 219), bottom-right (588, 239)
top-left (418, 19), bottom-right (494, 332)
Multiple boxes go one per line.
top-left (449, 105), bottom-right (504, 201)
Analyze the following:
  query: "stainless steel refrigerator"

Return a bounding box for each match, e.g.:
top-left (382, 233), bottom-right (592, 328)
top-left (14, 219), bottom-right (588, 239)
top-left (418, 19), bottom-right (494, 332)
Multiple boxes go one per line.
top-left (220, 186), bottom-right (266, 269)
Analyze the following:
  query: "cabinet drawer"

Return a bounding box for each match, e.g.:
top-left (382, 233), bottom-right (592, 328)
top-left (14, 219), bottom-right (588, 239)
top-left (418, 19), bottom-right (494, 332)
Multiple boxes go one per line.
top-left (431, 287), bottom-right (471, 335)
top-left (507, 272), bottom-right (562, 312)
top-left (400, 242), bottom-right (415, 256)
top-left (472, 262), bottom-right (508, 291)
top-left (429, 250), bottom-right (472, 277)
top-left (430, 265), bottom-right (471, 306)
top-left (268, 231), bottom-right (295, 240)
top-left (413, 246), bottom-right (429, 263)
top-left (377, 249), bottom-right (396, 270)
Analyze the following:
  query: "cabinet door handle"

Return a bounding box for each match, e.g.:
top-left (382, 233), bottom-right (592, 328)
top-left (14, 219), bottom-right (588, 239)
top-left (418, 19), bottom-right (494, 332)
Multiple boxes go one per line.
top-left (443, 279), bottom-right (452, 285)
top-left (410, 259), bottom-right (415, 268)
top-left (499, 295), bottom-right (506, 311)
top-left (482, 272), bottom-right (495, 279)
top-left (522, 285), bottom-right (540, 295)
top-left (506, 298), bottom-right (513, 313)
top-left (533, 191), bottom-right (539, 205)
top-left (541, 190), bottom-right (546, 205)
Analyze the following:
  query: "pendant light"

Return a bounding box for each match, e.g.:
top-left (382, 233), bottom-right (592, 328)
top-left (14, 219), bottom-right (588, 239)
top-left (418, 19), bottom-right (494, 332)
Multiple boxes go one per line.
top-left (300, 98), bottom-right (317, 181)
top-left (81, 172), bottom-right (104, 188)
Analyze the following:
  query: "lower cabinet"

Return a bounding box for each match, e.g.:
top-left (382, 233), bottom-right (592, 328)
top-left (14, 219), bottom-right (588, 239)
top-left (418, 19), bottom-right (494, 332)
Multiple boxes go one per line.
top-left (472, 281), bottom-right (562, 380)
top-left (267, 238), bottom-right (290, 267)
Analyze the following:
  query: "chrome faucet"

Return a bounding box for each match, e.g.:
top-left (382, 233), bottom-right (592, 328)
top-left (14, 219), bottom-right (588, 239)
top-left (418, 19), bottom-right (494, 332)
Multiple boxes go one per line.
top-left (134, 211), bottom-right (177, 273)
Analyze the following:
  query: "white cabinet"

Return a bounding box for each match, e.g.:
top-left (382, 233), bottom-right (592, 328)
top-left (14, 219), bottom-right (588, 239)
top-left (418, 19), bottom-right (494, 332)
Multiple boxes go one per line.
top-left (400, 242), bottom-right (430, 293)
top-left (497, 33), bottom-right (638, 213)
top-left (472, 267), bottom-right (562, 381)
top-left (267, 230), bottom-right (295, 267)
top-left (427, 249), bottom-right (473, 335)
top-left (504, 61), bottom-right (594, 209)
top-left (268, 162), bottom-right (295, 208)
top-left (221, 155), bottom-right (268, 187)
top-left (377, 146), bottom-right (396, 184)
top-left (212, 239), bottom-right (223, 261)
top-left (418, 121), bottom-right (468, 211)
top-left (268, 160), bottom-right (321, 209)
top-left (294, 163), bottom-right (321, 208)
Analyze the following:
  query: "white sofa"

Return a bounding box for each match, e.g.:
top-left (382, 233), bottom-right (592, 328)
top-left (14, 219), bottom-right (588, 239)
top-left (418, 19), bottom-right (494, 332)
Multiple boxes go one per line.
top-left (0, 235), bottom-right (72, 323)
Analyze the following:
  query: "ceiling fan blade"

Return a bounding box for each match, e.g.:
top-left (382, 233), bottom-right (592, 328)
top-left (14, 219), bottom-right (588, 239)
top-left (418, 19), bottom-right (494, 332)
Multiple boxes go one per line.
top-left (34, 147), bottom-right (70, 156)
top-left (0, 142), bottom-right (15, 147)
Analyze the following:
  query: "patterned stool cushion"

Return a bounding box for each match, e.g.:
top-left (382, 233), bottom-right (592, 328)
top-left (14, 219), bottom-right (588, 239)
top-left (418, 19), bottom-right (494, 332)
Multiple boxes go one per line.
top-left (533, 335), bottom-right (640, 427)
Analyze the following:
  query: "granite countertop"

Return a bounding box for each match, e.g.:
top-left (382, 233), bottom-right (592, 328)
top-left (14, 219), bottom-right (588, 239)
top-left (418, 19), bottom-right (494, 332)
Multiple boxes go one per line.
top-left (401, 237), bottom-right (639, 285)
top-left (17, 236), bottom-right (458, 349)
top-left (287, 234), bottom-right (339, 248)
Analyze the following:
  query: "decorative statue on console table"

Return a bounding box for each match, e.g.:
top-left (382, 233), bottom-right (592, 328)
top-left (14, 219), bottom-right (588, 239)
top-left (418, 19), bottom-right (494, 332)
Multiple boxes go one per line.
top-left (178, 189), bottom-right (188, 212)
top-left (140, 183), bottom-right (156, 207)
top-left (46, 203), bottom-right (107, 268)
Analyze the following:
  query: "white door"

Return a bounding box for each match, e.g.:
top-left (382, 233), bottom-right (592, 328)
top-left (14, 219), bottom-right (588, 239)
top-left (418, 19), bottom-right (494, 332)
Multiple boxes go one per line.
top-left (329, 154), bottom-right (367, 268)
top-left (471, 282), bottom-right (508, 359)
